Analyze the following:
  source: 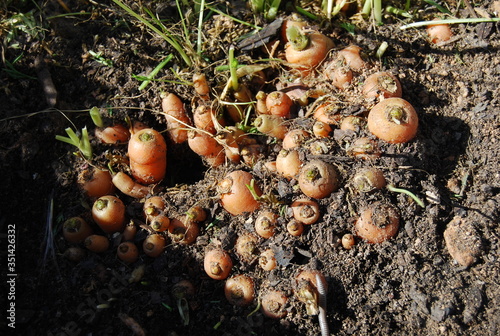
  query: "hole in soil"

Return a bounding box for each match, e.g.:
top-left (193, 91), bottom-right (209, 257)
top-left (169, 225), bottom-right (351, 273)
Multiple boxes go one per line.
top-left (165, 143), bottom-right (207, 185)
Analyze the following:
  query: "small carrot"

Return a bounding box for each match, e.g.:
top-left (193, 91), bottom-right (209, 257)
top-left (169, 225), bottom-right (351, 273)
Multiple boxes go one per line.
top-left (285, 26), bottom-right (334, 72)
top-left (95, 124), bottom-right (130, 144)
top-left (78, 167), bottom-right (115, 198)
top-left (128, 128), bottom-right (167, 185)
top-left (92, 195), bottom-right (126, 233)
top-left (193, 73), bottom-right (210, 100)
top-left (112, 172), bottom-right (149, 199)
top-left (161, 93), bottom-right (193, 143)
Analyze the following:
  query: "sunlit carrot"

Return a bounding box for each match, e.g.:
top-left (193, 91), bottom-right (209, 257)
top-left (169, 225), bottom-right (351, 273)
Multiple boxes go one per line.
top-left (112, 172), bottom-right (149, 199)
top-left (128, 128), bottom-right (167, 185)
top-left (161, 93), bottom-right (192, 143)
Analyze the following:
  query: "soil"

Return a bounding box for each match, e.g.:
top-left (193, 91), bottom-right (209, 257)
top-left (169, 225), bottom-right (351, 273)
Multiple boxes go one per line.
top-left (1, 1), bottom-right (499, 336)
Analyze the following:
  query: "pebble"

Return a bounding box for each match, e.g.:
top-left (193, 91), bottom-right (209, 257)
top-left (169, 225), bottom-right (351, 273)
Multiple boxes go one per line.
top-left (443, 216), bottom-right (483, 267)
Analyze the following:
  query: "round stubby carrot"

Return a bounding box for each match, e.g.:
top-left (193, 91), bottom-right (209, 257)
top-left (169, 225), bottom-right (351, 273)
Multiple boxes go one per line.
top-left (78, 168), bottom-right (115, 198)
top-left (204, 248), bottom-right (233, 280)
top-left (427, 20), bottom-right (452, 44)
top-left (354, 202), bottom-right (400, 243)
top-left (92, 195), bottom-right (126, 233)
top-left (285, 27), bottom-right (334, 71)
top-left (266, 91), bottom-right (294, 118)
top-left (218, 170), bottom-right (262, 215)
top-left (128, 128), bottom-right (167, 185)
top-left (337, 45), bottom-right (367, 71)
top-left (362, 72), bottom-right (402, 99)
top-left (161, 92), bottom-right (192, 143)
top-left (367, 98), bottom-right (418, 144)
top-left (63, 217), bottom-right (93, 243)
top-left (298, 160), bottom-right (339, 199)
top-left (168, 217), bottom-right (199, 245)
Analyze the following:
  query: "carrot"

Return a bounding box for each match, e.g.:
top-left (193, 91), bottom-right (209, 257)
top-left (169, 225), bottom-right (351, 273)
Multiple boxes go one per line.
top-left (427, 20), bottom-right (452, 44)
top-left (266, 91), bottom-right (294, 118)
top-left (204, 248), bottom-right (233, 280)
top-left (276, 149), bottom-right (302, 180)
top-left (161, 93), bottom-right (192, 143)
top-left (193, 73), bottom-right (210, 100)
top-left (168, 217), bottom-right (199, 245)
top-left (63, 217), bottom-right (93, 243)
top-left (84, 234), bottom-right (110, 253)
top-left (128, 128), bottom-right (167, 185)
top-left (254, 115), bottom-right (288, 139)
top-left (282, 129), bottom-right (310, 149)
top-left (367, 98), bottom-right (418, 144)
top-left (312, 121), bottom-right (332, 138)
top-left (261, 290), bottom-right (288, 319)
top-left (218, 170), bottom-right (262, 215)
top-left (225, 275), bottom-right (255, 307)
top-left (313, 103), bottom-right (342, 125)
top-left (187, 131), bottom-right (224, 157)
top-left (112, 172), bottom-right (149, 199)
top-left (78, 168), bottom-right (115, 198)
top-left (92, 195), bottom-right (126, 233)
top-left (337, 45), bottom-right (367, 71)
top-left (362, 72), bottom-right (402, 99)
top-left (285, 26), bottom-right (334, 72)
top-left (95, 124), bottom-right (130, 144)
top-left (193, 105), bottom-right (224, 134)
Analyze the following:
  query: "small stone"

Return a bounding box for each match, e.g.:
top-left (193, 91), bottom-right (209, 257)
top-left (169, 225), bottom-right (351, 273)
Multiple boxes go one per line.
top-left (443, 216), bottom-right (483, 267)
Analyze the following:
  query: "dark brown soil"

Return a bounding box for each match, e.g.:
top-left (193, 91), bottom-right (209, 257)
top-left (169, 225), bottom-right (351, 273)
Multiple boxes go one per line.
top-left (1, 1), bottom-right (499, 336)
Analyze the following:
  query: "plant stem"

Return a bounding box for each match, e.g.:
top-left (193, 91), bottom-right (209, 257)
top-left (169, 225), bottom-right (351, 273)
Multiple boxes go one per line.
top-left (196, 0), bottom-right (205, 54)
top-left (373, 0), bottom-right (383, 25)
top-left (387, 184), bottom-right (425, 207)
top-left (138, 54), bottom-right (173, 90)
top-left (400, 17), bottom-right (500, 30)
top-left (228, 46), bottom-right (239, 92)
top-left (89, 107), bottom-right (103, 127)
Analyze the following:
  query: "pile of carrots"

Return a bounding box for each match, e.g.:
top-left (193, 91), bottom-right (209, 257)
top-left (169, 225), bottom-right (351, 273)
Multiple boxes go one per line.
top-left (61, 17), bottom-right (422, 321)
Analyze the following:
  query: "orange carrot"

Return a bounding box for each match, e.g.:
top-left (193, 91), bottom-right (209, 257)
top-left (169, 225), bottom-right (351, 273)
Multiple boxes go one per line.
top-left (161, 93), bottom-right (192, 143)
top-left (112, 172), bottom-right (149, 199)
top-left (128, 128), bottom-right (167, 185)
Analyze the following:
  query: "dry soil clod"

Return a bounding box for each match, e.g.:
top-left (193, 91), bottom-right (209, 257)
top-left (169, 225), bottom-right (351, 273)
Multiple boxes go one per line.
top-left (443, 216), bottom-right (483, 267)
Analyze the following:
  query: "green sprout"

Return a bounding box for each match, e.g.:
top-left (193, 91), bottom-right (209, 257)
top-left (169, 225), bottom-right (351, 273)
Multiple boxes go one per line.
top-left (2, 54), bottom-right (37, 79)
top-left (55, 127), bottom-right (92, 160)
top-left (423, 0), bottom-right (451, 15)
top-left (89, 107), bottom-right (103, 127)
top-left (88, 50), bottom-right (113, 67)
top-left (132, 54), bottom-right (173, 90)
top-left (161, 302), bottom-right (173, 312)
top-left (387, 184), bottom-right (425, 208)
top-left (250, 0), bottom-right (282, 20)
top-left (228, 46), bottom-right (239, 92)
